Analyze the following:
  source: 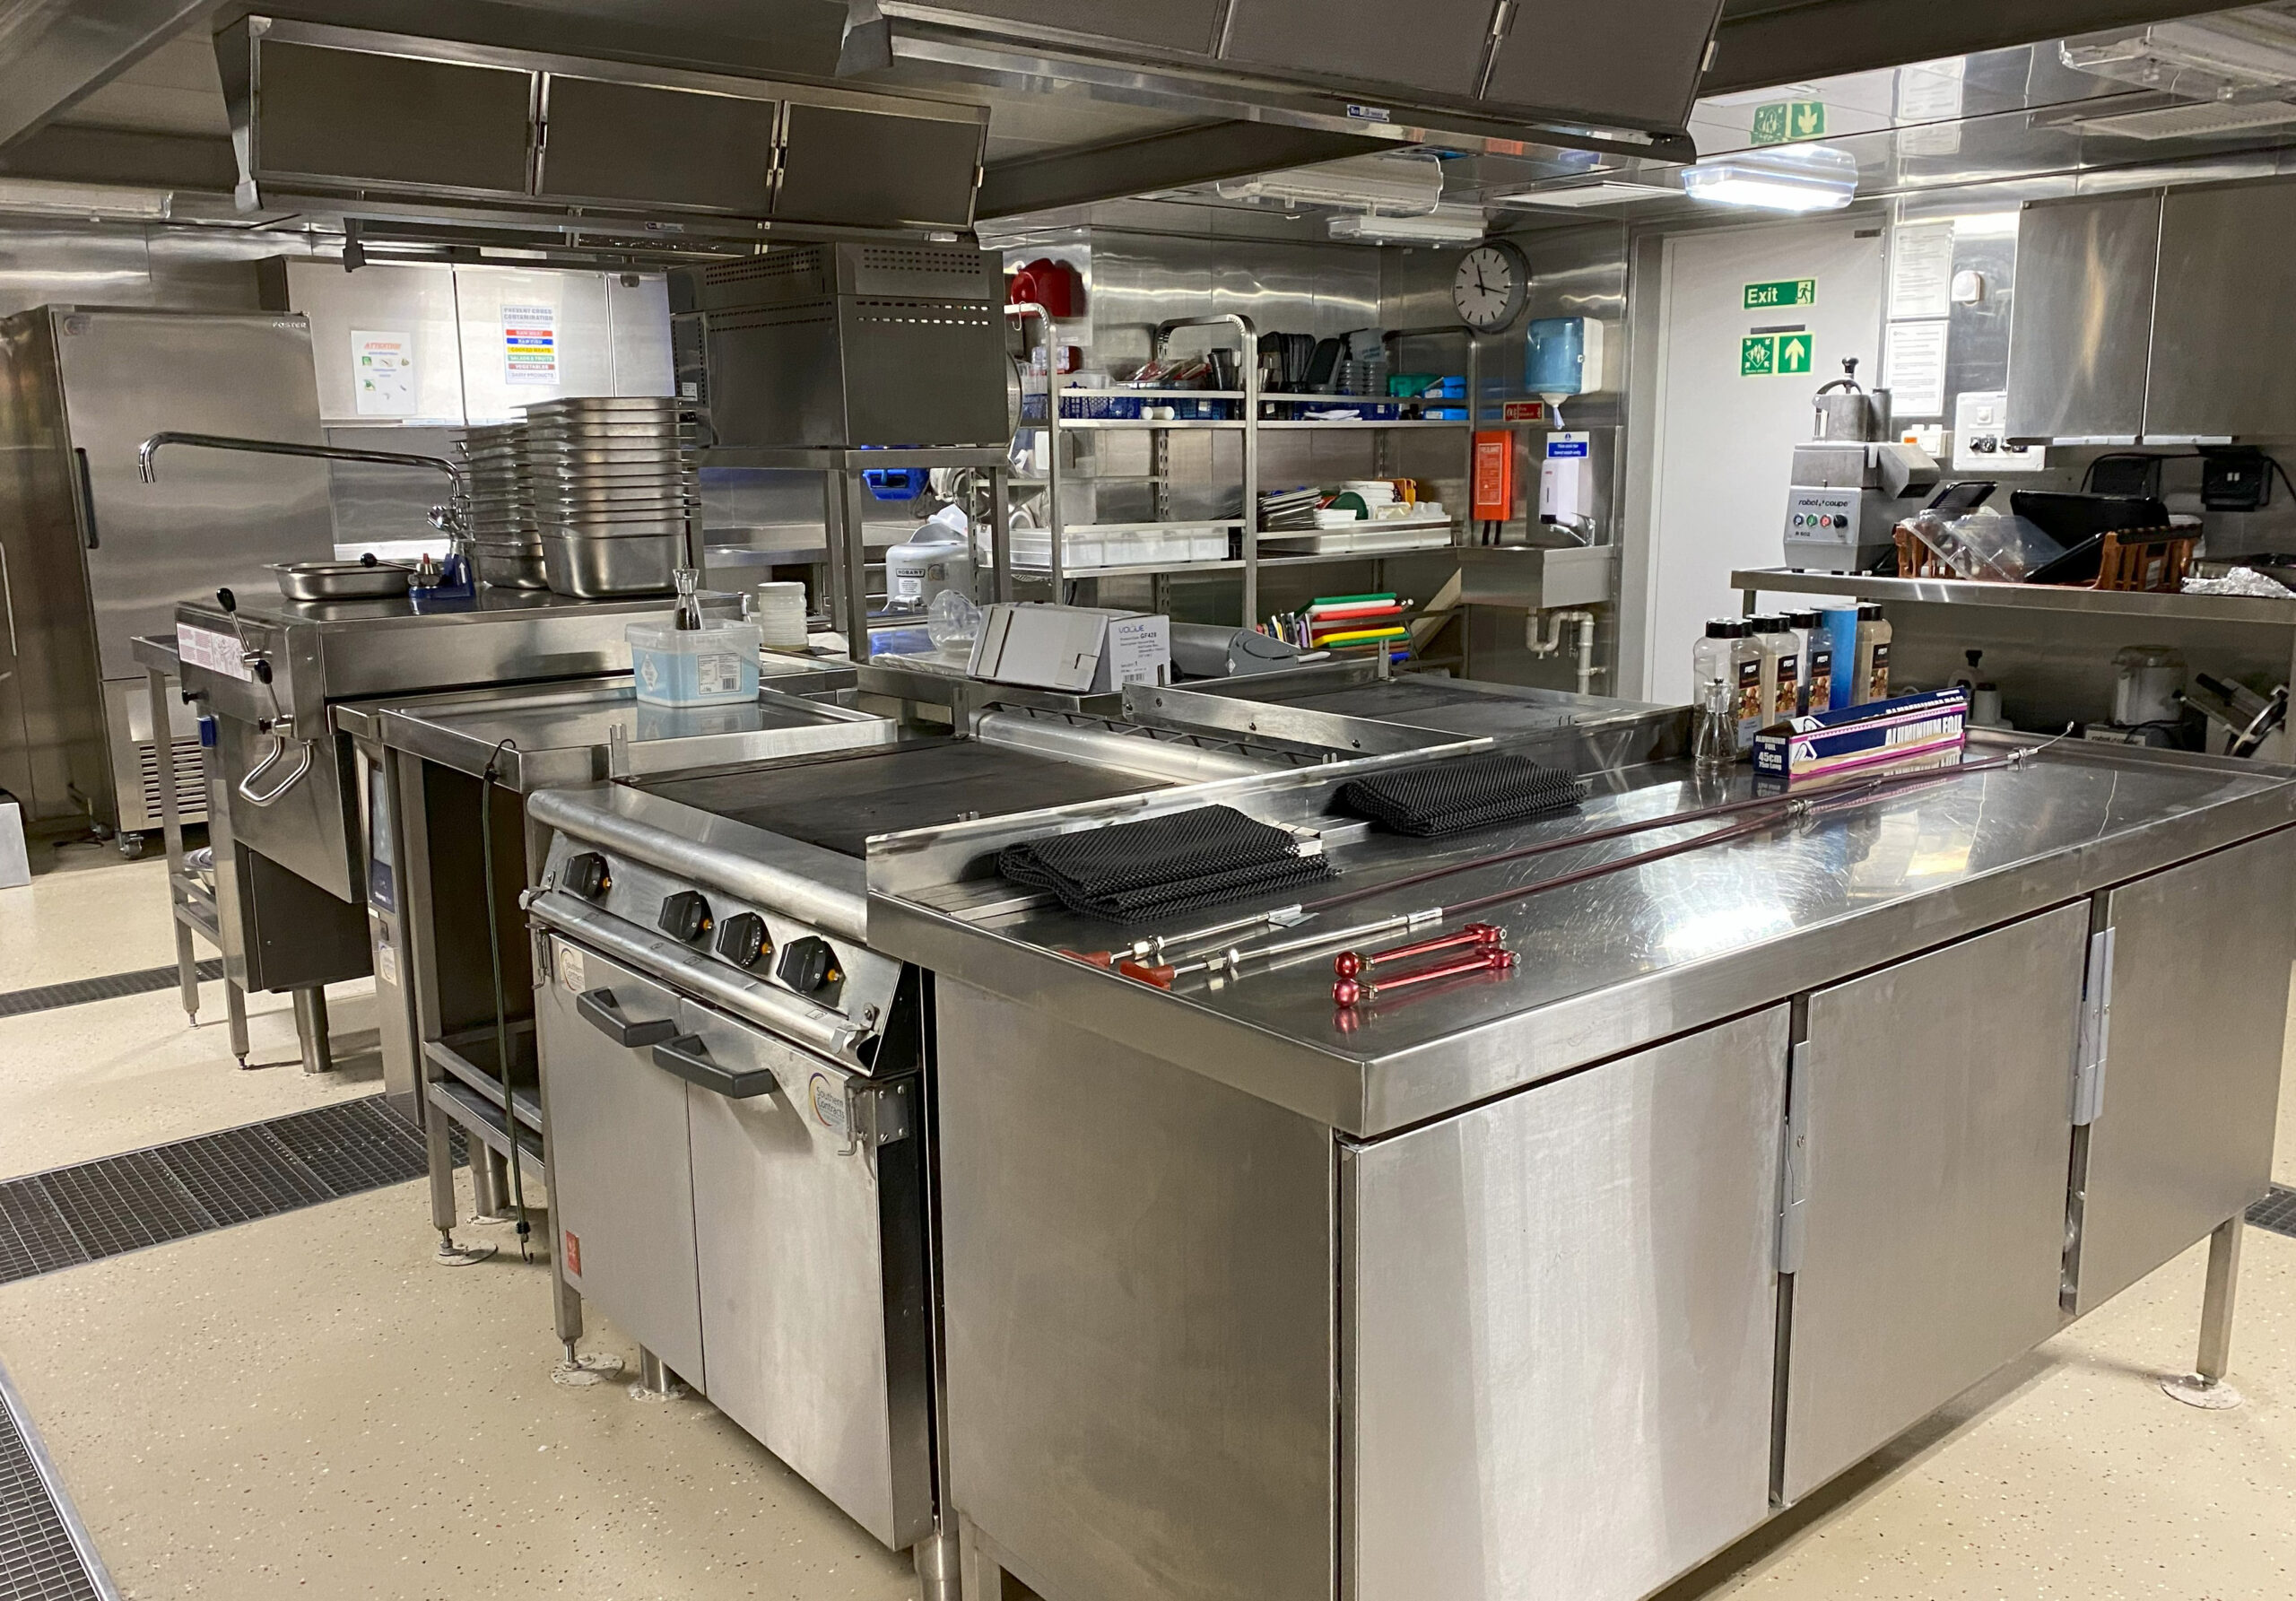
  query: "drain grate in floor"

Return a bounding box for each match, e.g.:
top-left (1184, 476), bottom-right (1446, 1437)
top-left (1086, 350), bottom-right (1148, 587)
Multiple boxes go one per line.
top-left (0, 961), bottom-right (224, 1021)
top-left (2249, 1184), bottom-right (2296, 1240)
top-left (0, 1097), bottom-right (463, 1288)
top-left (0, 1362), bottom-right (111, 1600)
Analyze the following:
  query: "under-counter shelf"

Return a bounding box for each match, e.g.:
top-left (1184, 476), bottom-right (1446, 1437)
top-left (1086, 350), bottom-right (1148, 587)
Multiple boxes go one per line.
top-left (427, 1079), bottom-right (546, 1179)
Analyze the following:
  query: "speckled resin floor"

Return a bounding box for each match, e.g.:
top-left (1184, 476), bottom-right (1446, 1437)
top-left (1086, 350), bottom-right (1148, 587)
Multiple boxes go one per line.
top-left (2, 849), bottom-right (2293, 1600)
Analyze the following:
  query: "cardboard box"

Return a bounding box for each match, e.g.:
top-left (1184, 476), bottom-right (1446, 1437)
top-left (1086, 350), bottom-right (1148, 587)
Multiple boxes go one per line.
top-left (1752, 688), bottom-right (1969, 784)
top-left (968, 604), bottom-right (1171, 693)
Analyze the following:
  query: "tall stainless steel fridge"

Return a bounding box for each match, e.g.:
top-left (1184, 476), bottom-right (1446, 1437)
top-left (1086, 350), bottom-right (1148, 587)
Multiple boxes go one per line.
top-left (0, 306), bottom-right (336, 847)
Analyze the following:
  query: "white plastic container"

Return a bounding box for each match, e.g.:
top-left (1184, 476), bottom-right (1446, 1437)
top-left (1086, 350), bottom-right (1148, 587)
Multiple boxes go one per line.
top-left (752, 581), bottom-right (809, 650)
top-left (627, 616), bottom-right (761, 706)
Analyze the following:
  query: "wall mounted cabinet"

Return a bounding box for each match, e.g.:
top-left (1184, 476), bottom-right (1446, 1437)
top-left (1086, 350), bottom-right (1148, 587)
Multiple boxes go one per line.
top-left (218, 17), bottom-right (987, 234)
top-left (2006, 174), bottom-right (2296, 444)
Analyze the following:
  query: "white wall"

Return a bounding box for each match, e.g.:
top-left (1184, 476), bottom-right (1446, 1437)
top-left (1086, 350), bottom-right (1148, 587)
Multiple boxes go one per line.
top-left (1630, 218), bottom-right (1883, 703)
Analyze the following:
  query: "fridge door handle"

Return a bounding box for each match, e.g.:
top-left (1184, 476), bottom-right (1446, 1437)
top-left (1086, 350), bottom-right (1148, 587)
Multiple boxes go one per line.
top-left (73, 447), bottom-right (99, 549)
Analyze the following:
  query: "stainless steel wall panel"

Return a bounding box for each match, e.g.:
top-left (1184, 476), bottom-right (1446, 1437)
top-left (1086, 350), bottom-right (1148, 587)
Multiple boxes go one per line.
top-left (1784, 902), bottom-right (2089, 1503)
top-left (2004, 191), bottom-right (2161, 443)
top-left (1344, 1005), bottom-right (1787, 1601)
top-left (2145, 178), bottom-right (2296, 441)
top-left (935, 979), bottom-right (1335, 1601)
top-left (536, 939), bottom-right (705, 1382)
top-left (680, 1004), bottom-right (933, 1551)
top-left (2074, 831), bottom-right (2296, 1311)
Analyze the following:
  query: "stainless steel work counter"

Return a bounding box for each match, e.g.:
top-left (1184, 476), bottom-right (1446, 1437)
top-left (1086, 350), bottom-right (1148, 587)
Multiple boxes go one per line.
top-left (874, 735), bottom-right (2295, 1135)
top-left (877, 734), bottom-right (2296, 1601)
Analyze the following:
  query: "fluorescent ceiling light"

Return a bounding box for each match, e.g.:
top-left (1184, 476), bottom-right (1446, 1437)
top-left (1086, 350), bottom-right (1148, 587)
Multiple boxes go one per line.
top-left (2073, 96), bottom-right (2296, 139)
top-left (1215, 150), bottom-right (1445, 216)
top-left (1680, 144), bottom-right (1857, 213)
top-left (0, 178), bottom-right (172, 221)
top-left (2063, 5), bottom-right (2296, 96)
top-left (1492, 180), bottom-right (1682, 209)
top-left (1327, 204), bottom-right (1486, 244)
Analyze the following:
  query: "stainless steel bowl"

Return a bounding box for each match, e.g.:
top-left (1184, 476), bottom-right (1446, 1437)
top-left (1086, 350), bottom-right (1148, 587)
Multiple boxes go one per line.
top-left (539, 531), bottom-right (681, 596)
top-left (270, 559), bottom-right (413, 601)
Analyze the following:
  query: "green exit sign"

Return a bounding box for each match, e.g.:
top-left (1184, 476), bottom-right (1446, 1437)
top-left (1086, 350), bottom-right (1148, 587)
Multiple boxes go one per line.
top-left (1751, 100), bottom-right (1827, 144)
top-left (1744, 278), bottom-right (1817, 310)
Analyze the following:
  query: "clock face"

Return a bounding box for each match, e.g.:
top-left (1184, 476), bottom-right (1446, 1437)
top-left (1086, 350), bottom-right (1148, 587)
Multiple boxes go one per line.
top-left (1453, 242), bottom-right (1527, 331)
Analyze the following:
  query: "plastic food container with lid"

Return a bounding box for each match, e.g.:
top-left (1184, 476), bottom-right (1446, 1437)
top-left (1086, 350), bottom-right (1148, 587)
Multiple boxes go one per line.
top-left (626, 616), bottom-right (761, 707)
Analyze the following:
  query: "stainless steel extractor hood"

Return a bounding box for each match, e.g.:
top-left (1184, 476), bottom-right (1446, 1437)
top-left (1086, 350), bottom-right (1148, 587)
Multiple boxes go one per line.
top-left (215, 15), bottom-right (991, 240)
top-left (836, 0), bottom-right (1714, 163)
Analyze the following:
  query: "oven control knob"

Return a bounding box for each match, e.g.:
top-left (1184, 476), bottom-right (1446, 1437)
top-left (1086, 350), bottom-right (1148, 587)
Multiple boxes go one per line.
top-left (717, 912), bottom-right (772, 970)
top-left (658, 890), bottom-right (714, 944)
top-left (564, 852), bottom-right (611, 900)
top-left (776, 935), bottom-right (842, 995)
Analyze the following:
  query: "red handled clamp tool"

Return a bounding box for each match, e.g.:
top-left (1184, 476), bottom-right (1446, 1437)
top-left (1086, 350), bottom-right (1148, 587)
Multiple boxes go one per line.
top-left (1333, 944), bottom-right (1518, 1008)
top-left (1332, 924), bottom-right (1500, 980)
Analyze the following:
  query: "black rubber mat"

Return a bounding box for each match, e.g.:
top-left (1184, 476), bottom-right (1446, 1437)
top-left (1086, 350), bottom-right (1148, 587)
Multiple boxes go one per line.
top-left (2248, 1184), bottom-right (2296, 1240)
top-left (0, 1362), bottom-right (109, 1601)
top-left (0, 961), bottom-right (223, 1021)
top-left (0, 1096), bottom-right (458, 1287)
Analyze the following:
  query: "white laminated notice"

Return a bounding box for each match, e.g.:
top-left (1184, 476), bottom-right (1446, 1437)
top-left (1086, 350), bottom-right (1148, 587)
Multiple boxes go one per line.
top-left (177, 623), bottom-right (251, 681)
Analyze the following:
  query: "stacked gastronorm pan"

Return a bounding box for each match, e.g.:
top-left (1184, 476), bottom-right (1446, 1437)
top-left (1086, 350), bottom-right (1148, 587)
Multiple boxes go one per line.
top-left (454, 422), bottom-right (546, 588)
top-left (521, 396), bottom-right (698, 597)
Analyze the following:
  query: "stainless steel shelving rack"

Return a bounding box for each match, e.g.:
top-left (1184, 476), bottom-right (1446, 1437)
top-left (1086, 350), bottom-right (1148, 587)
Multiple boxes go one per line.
top-left (703, 445), bottom-right (1015, 659)
top-left (1013, 314), bottom-right (1493, 629)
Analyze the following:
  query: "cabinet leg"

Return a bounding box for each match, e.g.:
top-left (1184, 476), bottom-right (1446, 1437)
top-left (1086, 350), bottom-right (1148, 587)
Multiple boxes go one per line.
top-left (174, 918), bottom-right (199, 1022)
top-left (469, 1147), bottom-right (501, 1219)
top-left (914, 1528), bottom-right (958, 1601)
top-left (631, 1346), bottom-right (685, 1402)
top-left (291, 987), bottom-right (331, 1074)
top-left (225, 979), bottom-right (250, 1067)
top-left (2163, 1214), bottom-right (2247, 1409)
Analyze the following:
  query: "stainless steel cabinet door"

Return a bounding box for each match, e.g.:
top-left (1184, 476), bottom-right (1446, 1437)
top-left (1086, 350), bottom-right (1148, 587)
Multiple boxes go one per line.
top-left (1345, 1006), bottom-right (1789, 1601)
top-left (535, 939), bottom-right (703, 1382)
top-left (678, 1001), bottom-right (932, 1552)
top-left (1783, 904), bottom-right (2088, 1502)
top-left (2074, 832), bottom-right (2296, 1312)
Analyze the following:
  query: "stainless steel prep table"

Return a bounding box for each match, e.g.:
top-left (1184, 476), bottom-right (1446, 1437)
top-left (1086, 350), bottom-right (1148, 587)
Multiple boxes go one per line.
top-left (345, 667), bottom-right (893, 1283)
top-left (867, 737), bottom-right (2296, 1601)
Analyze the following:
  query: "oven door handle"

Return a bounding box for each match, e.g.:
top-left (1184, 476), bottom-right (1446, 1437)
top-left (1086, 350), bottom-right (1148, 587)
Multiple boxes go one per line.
top-left (651, 1034), bottom-right (777, 1100)
top-left (576, 987), bottom-right (678, 1048)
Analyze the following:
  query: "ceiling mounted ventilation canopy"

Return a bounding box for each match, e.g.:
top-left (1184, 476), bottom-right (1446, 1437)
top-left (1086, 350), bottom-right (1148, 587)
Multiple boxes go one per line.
top-left (838, 0), bottom-right (1718, 164)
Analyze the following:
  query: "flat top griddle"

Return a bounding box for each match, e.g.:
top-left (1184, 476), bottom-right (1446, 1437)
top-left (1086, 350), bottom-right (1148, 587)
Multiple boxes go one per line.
top-left (633, 740), bottom-right (1170, 858)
